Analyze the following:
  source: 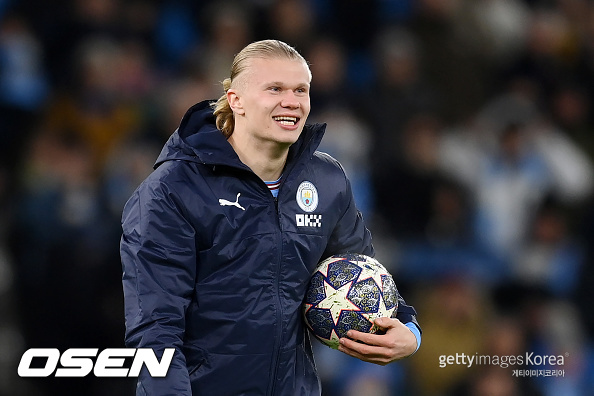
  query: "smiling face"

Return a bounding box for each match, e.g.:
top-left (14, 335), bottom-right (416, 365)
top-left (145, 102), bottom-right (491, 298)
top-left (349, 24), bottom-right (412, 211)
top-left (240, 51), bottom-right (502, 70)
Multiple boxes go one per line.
top-left (227, 57), bottom-right (311, 148)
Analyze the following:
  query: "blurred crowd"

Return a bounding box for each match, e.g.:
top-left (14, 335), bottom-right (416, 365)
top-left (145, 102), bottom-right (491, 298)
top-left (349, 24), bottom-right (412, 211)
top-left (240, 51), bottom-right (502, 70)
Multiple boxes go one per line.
top-left (0, 0), bottom-right (593, 395)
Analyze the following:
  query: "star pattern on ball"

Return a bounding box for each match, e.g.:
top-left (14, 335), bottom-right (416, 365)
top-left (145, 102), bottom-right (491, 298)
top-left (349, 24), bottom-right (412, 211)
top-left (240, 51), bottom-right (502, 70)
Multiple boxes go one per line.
top-left (316, 279), bottom-right (361, 326)
top-left (355, 259), bottom-right (387, 292)
top-left (378, 292), bottom-right (397, 319)
top-left (368, 292), bottom-right (397, 331)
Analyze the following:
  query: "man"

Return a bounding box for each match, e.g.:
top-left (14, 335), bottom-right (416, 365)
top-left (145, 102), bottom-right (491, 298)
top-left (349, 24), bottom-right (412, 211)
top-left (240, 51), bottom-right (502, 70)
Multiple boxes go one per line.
top-left (121, 39), bottom-right (420, 395)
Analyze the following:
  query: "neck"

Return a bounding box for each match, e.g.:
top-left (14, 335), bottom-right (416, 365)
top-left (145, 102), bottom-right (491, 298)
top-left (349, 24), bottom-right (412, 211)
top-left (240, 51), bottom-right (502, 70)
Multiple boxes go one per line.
top-left (227, 133), bottom-right (290, 181)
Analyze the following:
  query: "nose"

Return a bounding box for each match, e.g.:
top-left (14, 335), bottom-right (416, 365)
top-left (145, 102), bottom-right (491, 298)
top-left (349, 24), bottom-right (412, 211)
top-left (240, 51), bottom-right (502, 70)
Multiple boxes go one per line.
top-left (281, 91), bottom-right (300, 109)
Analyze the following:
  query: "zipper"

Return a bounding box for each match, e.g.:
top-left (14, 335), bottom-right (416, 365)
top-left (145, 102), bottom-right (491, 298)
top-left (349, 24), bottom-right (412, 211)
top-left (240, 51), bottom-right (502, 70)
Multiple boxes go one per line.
top-left (267, 141), bottom-right (317, 395)
top-left (228, 132), bottom-right (318, 395)
top-left (268, 192), bottom-right (283, 396)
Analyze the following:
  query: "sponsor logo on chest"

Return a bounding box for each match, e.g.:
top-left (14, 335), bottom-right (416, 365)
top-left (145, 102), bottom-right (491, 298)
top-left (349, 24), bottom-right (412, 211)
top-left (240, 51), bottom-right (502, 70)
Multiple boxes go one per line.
top-left (296, 181), bottom-right (322, 227)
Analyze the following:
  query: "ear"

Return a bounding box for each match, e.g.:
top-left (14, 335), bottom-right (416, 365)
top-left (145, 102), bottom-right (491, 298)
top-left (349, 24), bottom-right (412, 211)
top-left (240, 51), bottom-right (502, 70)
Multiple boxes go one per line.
top-left (227, 89), bottom-right (245, 116)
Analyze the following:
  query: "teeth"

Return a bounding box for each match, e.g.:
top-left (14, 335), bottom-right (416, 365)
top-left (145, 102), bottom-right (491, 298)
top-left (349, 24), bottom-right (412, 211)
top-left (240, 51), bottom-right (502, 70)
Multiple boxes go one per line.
top-left (274, 116), bottom-right (297, 125)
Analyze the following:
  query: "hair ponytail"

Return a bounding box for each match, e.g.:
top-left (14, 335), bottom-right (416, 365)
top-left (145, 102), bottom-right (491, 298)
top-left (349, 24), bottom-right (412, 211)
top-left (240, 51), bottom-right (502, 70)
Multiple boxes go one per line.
top-left (212, 78), bottom-right (234, 138)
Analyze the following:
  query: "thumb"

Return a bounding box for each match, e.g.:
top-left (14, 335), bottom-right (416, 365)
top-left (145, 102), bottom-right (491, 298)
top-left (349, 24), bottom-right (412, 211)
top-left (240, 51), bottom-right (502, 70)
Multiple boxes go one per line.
top-left (375, 317), bottom-right (398, 330)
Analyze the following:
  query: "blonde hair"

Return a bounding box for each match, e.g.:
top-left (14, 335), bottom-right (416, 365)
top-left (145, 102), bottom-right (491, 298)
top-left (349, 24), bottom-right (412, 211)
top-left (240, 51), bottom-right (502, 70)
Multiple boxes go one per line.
top-left (212, 39), bottom-right (309, 138)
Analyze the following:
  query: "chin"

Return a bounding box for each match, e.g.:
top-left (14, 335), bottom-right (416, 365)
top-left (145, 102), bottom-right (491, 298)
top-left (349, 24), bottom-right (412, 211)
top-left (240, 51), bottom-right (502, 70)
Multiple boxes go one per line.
top-left (272, 128), bottom-right (303, 145)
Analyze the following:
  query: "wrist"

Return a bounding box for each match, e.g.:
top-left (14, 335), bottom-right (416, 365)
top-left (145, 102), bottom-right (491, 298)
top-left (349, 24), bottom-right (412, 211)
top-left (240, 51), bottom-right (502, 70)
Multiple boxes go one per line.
top-left (404, 322), bottom-right (421, 355)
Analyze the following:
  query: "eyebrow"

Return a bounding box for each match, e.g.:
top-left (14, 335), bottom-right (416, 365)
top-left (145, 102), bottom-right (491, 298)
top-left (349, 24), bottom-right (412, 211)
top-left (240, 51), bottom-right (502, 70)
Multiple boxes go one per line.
top-left (267, 81), bottom-right (310, 88)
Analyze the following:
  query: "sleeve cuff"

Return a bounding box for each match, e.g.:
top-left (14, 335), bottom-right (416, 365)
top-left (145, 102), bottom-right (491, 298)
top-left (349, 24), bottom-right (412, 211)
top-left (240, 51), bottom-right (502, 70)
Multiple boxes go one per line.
top-left (405, 321), bottom-right (421, 354)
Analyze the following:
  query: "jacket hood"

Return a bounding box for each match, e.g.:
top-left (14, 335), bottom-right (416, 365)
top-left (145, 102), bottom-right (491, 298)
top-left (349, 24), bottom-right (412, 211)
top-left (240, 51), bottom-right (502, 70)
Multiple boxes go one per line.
top-left (154, 100), bottom-right (326, 170)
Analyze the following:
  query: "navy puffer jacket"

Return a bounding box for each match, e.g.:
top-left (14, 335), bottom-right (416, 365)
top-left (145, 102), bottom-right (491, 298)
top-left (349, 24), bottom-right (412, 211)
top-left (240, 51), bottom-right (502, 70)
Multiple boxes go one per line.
top-left (121, 100), bottom-right (418, 395)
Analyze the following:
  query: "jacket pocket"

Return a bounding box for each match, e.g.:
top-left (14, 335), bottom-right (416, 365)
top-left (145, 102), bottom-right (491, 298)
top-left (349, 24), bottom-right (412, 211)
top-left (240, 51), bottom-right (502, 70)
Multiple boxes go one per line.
top-left (189, 352), bottom-right (271, 396)
top-left (184, 344), bottom-right (209, 378)
top-left (188, 359), bottom-right (204, 377)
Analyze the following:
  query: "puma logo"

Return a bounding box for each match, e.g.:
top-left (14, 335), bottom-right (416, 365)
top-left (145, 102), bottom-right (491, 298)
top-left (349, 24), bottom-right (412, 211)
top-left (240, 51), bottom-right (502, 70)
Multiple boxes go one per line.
top-left (218, 193), bottom-right (245, 211)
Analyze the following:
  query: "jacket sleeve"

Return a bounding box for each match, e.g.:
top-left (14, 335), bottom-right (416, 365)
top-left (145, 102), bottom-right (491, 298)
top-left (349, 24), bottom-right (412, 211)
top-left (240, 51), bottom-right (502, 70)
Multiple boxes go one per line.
top-left (322, 173), bottom-right (374, 259)
top-left (121, 181), bottom-right (196, 396)
top-left (323, 167), bottom-right (421, 335)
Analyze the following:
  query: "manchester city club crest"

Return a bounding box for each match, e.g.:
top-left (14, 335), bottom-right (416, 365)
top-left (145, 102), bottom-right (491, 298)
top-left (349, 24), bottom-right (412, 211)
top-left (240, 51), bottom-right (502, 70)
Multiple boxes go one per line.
top-left (296, 181), bottom-right (318, 212)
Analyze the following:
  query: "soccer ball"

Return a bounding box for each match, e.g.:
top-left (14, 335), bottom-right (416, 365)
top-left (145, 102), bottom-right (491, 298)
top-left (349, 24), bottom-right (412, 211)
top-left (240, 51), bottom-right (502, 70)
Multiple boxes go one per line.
top-left (303, 253), bottom-right (399, 349)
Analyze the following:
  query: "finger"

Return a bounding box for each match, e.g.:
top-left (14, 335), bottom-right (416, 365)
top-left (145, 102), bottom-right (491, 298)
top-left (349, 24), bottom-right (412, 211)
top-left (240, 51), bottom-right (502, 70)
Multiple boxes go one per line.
top-left (340, 335), bottom-right (379, 353)
top-left (339, 340), bottom-right (376, 359)
top-left (345, 317), bottom-right (399, 346)
top-left (345, 329), bottom-right (384, 347)
top-left (374, 317), bottom-right (399, 331)
top-left (338, 339), bottom-right (391, 365)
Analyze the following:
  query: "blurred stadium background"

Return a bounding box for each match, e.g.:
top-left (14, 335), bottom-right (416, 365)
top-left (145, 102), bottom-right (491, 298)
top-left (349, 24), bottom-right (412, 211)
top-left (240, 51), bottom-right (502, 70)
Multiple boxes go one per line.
top-left (0, 0), bottom-right (593, 395)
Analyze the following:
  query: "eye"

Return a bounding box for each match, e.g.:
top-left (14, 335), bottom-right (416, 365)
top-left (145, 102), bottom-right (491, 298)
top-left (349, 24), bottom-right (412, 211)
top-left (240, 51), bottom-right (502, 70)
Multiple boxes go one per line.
top-left (295, 86), bottom-right (309, 95)
top-left (268, 86), bottom-right (281, 92)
